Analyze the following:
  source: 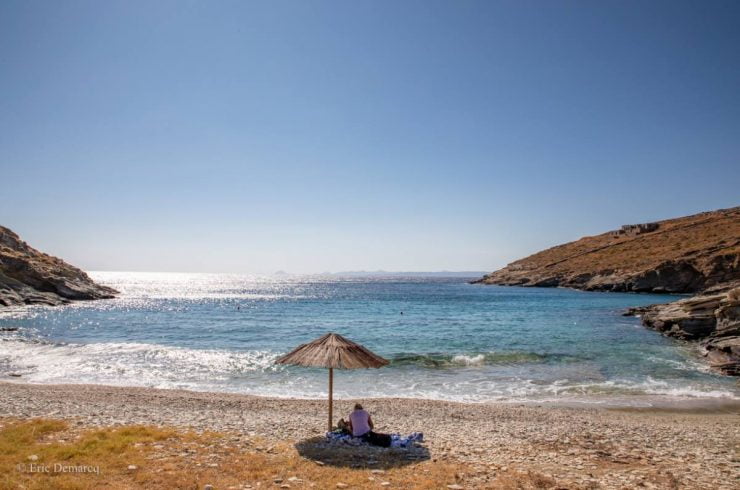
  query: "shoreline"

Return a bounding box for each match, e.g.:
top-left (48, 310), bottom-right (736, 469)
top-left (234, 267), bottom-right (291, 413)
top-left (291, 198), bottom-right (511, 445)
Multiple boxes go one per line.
top-left (3, 377), bottom-right (739, 412)
top-left (2, 381), bottom-right (739, 488)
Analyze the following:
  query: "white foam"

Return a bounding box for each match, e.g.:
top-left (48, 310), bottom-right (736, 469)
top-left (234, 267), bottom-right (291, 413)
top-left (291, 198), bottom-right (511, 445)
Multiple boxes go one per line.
top-left (451, 354), bottom-right (486, 366)
top-left (645, 355), bottom-right (712, 374)
top-left (1, 340), bottom-right (737, 403)
top-left (0, 340), bottom-right (280, 389)
top-left (540, 377), bottom-right (737, 399)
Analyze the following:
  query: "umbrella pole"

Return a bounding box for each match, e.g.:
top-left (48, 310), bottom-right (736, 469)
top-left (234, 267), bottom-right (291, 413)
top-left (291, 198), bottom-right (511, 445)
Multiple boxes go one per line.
top-left (328, 367), bottom-right (334, 432)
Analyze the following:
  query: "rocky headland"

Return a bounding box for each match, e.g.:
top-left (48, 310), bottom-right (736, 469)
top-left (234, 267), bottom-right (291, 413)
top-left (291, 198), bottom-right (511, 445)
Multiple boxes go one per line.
top-left (0, 226), bottom-right (117, 307)
top-left (473, 206), bottom-right (739, 293)
top-left (475, 206), bottom-right (740, 375)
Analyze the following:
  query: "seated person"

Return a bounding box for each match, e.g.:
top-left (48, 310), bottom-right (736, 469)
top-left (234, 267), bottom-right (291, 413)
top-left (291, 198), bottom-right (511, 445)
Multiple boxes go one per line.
top-left (348, 403), bottom-right (373, 437)
top-left (336, 417), bottom-right (351, 435)
top-left (348, 403), bottom-right (390, 447)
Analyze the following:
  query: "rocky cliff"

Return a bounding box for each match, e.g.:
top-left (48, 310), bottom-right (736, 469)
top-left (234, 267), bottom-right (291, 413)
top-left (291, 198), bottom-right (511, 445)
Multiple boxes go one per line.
top-left (625, 283), bottom-right (740, 376)
top-left (474, 206), bottom-right (740, 293)
top-left (0, 226), bottom-right (117, 307)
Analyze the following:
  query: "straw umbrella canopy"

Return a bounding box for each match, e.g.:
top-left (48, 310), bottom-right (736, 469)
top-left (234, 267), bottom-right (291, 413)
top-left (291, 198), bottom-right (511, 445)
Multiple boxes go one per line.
top-left (275, 333), bottom-right (389, 432)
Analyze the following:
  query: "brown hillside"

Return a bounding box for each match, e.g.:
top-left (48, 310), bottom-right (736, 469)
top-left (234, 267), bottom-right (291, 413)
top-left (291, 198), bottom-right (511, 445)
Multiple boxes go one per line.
top-left (474, 207), bottom-right (740, 293)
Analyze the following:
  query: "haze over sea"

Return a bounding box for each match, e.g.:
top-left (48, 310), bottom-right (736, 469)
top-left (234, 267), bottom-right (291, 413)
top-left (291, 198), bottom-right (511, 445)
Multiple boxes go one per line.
top-left (1, 272), bottom-right (737, 405)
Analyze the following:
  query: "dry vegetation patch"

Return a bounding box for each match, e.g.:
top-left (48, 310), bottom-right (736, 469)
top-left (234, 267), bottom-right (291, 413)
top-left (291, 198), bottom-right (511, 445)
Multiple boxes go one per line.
top-left (0, 418), bottom-right (559, 489)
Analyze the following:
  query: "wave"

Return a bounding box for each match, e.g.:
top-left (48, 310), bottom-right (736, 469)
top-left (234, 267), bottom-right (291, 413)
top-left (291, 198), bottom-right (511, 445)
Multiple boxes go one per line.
top-left (0, 342), bottom-right (565, 379)
top-left (389, 351), bottom-right (581, 368)
top-left (645, 355), bottom-right (712, 373)
top-left (0, 340), bottom-right (736, 403)
top-left (539, 377), bottom-right (737, 399)
top-left (0, 340), bottom-right (281, 388)
top-left (1, 342), bottom-right (571, 380)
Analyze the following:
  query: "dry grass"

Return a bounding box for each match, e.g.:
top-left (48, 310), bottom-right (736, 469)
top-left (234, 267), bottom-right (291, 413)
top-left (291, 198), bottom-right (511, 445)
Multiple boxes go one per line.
top-left (486, 206), bottom-right (740, 280)
top-left (0, 418), bottom-right (178, 490)
top-left (0, 418), bottom-right (567, 489)
top-left (0, 418), bottom-right (516, 490)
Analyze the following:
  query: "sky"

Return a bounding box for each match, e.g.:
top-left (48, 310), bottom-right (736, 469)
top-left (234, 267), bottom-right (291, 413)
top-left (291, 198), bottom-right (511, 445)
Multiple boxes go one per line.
top-left (1, 1), bottom-right (738, 274)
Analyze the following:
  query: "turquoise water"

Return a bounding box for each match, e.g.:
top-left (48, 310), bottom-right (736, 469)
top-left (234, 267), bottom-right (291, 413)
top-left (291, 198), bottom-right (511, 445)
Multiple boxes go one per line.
top-left (0, 272), bottom-right (737, 404)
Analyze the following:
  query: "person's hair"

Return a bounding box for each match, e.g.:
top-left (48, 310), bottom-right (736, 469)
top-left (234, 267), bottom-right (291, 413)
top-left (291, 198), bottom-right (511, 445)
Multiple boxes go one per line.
top-left (354, 403), bottom-right (363, 410)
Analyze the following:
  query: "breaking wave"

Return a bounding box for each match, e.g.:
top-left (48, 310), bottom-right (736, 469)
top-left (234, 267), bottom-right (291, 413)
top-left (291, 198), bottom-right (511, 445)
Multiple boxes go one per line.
top-left (0, 339), bottom-right (281, 389)
top-left (0, 340), bottom-right (736, 403)
top-left (389, 351), bottom-right (582, 368)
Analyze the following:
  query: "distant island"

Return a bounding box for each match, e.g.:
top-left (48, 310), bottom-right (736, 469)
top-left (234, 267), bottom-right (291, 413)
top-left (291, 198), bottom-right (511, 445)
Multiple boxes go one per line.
top-left (0, 226), bottom-right (117, 307)
top-left (474, 206), bottom-right (740, 376)
top-left (327, 270), bottom-right (487, 278)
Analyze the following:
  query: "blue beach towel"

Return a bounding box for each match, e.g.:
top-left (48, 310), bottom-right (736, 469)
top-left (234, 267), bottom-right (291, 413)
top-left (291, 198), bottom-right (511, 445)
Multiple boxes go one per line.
top-left (326, 430), bottom-right (424, 448)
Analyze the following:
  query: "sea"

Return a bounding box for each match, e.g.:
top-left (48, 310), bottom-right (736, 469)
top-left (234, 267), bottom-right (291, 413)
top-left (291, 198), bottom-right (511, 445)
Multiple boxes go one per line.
top-left (1, 272), bottom-right (737, 406)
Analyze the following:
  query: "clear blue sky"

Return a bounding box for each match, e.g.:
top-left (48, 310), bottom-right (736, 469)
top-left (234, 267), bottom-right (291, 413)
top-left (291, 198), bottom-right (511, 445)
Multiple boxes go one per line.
top-left (1, 1), bottom-right (738, 274)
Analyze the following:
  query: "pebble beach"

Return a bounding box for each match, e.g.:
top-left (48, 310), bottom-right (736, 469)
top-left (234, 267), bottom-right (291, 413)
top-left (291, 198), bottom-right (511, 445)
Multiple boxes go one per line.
top-left (1, 381), bottom-right (738, 489)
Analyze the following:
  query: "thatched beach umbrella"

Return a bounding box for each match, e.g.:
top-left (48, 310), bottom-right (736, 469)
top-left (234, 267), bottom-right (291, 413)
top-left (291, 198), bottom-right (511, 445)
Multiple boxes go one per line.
top-left (276, 333), bottom-right (389, 432)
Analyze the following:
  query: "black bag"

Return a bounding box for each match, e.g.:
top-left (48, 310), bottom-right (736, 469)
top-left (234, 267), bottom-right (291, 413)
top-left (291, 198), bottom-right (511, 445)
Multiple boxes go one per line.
top-left (365, 431), bottom-right (392, 448)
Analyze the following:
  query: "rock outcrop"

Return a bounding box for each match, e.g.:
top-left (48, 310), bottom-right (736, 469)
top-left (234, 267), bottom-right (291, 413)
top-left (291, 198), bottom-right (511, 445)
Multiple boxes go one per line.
top-left (0, 226), bottom-right (117, 307)
top-left (625, 283), bottom-right (740, 376)
top-left (474, 206), bottom-right (740, 294)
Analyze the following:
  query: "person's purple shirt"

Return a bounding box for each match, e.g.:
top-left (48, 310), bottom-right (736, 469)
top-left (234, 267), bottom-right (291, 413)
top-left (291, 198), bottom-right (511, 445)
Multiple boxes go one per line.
top-left (349, 409), bottom-right (371, 437)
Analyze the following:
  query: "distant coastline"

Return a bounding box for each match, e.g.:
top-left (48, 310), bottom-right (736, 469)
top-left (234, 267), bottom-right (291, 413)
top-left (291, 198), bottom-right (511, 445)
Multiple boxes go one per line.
top-left (323, 270), bottom-right (487, 278)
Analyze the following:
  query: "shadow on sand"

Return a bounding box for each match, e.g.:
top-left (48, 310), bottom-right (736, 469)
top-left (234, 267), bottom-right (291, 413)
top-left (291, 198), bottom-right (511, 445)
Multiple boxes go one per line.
top-left (294, 436), bottom-right (430, 469)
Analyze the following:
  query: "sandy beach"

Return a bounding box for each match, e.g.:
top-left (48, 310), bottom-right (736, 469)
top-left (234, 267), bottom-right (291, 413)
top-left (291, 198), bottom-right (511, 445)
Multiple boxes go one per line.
top-left (1, 381), bottom-right (738, 489)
